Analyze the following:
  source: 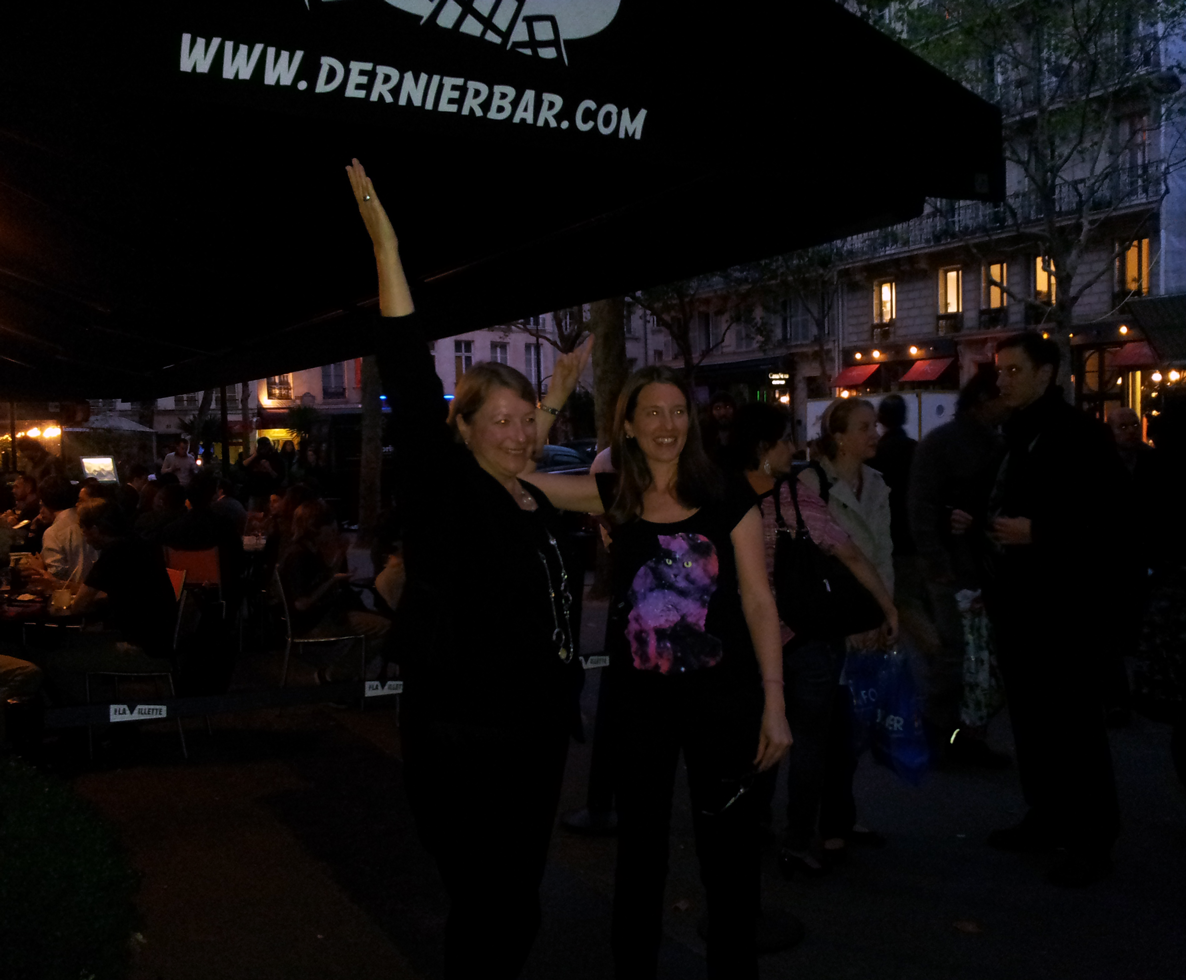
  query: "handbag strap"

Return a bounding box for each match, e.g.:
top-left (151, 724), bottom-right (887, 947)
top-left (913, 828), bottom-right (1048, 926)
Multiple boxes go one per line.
top-left (807, 460), bottom-right (832, 503)
top-left (772, 476), bottom-right (810, 538)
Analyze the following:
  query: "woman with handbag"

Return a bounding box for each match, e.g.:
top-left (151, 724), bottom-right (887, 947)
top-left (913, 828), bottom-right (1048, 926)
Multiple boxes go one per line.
top-left (727, 402), bottom-right (896, 876)
top-left (528, 368), bottom-right (792, 980)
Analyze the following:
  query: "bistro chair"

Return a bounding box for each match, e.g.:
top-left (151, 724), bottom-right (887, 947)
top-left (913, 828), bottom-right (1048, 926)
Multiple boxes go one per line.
top-left (272, 569), bottom-right (367, 692)
top-left (85, 568), bottom-right (191, 760)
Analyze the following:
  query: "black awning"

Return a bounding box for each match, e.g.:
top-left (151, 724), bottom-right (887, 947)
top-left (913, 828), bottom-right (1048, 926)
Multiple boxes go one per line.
top-left (0, 0), bottom-right (1003, 398)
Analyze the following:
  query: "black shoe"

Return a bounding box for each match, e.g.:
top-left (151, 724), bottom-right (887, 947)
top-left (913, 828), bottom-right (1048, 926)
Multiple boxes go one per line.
top-left (1048, 849), bottom-right (1112, 887)
top-left (778, 849), bottom-right (826, 879)
top-left (987, 822), bottom-right (1057, 853)
top-left (948, 730), bottom-right (1012, 769)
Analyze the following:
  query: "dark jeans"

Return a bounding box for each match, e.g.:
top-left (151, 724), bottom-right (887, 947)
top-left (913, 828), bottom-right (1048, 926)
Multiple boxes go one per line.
top-left (755, 639), bottom-right (858, 845)
top-left (779, 638), bottom-right (846, 849)
top-left (402, 713), bottom-right (569, 980)
top-left (611, 665), bottom-right (762, 980)
top-left (990, 607), bottom-right (1120, 852)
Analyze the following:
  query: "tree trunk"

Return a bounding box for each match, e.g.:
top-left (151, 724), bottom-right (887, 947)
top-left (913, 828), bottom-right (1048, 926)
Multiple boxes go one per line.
top-left (588, 297), bottom-right (627, 599)
top-left (590, 298), bottom-right (628, 451)
top-left (358, 355), bottom-right (384, 544)
top-left (134, 399), bottom-right (156, 430)
top-left (195, 389), bottom-right (214, 425)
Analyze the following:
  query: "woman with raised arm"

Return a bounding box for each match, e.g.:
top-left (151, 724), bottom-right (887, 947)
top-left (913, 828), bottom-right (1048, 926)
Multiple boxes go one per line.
top-left (346, 160), bottom-right (591, 980)
top-left (529, 370), bottom-right (792, 980)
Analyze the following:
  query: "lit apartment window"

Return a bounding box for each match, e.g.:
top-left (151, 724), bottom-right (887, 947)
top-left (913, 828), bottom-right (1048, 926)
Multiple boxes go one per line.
top-left (490, 342), bottom-right (509, 364)
top-left (874, 280), bottom-right (896, 323)
top-left (1119, 238), bottom-right (1150, 296)
top-left (267, 375), bottom-right (292, 400)
top-left (525, 343), bottom-right (542, 387)
top-left (985, 263), bottom-right (1008, 308)
top-left (939, 268), bottom-right (962, 313)
top-left (322, 362), bottom-right (347, 400)
top-left (1034, 256), bottom-right (1056, 305)
top-left (454, 340), bottom-right (473, 383)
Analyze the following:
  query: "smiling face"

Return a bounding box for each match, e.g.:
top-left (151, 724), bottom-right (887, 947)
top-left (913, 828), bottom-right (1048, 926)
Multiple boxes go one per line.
top-left (625, 382), bottom-right (689, 468)
top-left (835, 404), bottom-right (879, 462)
top-left (456, 385), bottom-right (538, 483)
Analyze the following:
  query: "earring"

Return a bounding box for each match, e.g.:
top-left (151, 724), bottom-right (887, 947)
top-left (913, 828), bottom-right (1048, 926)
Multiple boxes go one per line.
top-left (762, 458), bottom-right (772, 476)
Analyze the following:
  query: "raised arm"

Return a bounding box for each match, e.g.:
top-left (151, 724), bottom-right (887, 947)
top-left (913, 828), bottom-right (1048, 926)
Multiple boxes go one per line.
top-left (520, 472), bottom-right (604, 513)
top-left (346, 158), bottom-right (413, 318)
top-left (533, 337), bottom-right (593, 457)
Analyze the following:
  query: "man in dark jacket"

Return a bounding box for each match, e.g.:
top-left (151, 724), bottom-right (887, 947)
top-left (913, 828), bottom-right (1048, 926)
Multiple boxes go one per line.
top-left (981, 332), bottom-right (1131, 886)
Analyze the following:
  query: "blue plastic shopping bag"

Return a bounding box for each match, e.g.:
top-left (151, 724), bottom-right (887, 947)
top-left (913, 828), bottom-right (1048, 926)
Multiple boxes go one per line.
top-left (845, 648), bottom-right (930, 784)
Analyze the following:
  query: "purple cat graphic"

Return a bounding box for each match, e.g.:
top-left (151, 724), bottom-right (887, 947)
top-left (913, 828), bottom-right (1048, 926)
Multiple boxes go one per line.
top-left (626, 533), bottom-right (722, 673)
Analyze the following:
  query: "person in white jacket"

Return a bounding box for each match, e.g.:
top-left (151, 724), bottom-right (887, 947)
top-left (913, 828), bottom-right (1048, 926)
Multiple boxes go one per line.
top-left (24, 478), bottom-right (98, 589)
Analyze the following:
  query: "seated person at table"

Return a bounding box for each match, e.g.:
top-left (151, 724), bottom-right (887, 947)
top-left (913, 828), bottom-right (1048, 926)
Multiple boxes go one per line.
top-left (23, 478), bottom-right (98, 588)
top-left (160, 473), bottom-right (244, 605)
top-left (3, 474), bottom-right (45, 552)
top-left (134, 482), bottom-right (188, 544)
top-left (42, 499), bottom-right (178, 705)
top-left (279, 500), bottom-right (389, 680)
top-left (211, 478), bottom-right (248, 535)
top-left (119, 463), bottom-right (151, 517)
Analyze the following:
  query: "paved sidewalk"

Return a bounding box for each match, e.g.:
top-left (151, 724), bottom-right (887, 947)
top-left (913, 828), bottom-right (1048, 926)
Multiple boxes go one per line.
top-left (60, 584), bottom-right (1186, 980)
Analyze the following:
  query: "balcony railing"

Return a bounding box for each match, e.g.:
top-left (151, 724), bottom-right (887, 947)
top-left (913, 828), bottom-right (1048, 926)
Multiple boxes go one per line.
top-left (936, 312), bottom-right (963, 336)
top-left (978, 307), bottom-right (1010, 331)
top-left (842, 163), bottom-right (1160, 263)
top-left (872, 322), bottom-right (894, 344)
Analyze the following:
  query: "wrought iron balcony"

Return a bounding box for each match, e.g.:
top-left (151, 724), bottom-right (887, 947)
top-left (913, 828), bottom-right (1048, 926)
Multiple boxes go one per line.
top-left (872, 322), bottom-right (894, 344)
top-left (936, 312), bottom-right (963, 335)
top-left (978, 307), bottom-right (1009, 331)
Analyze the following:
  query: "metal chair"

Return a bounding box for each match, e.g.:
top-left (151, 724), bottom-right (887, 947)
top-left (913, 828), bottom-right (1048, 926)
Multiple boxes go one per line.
top-left (86, 569), bottom-right (190, 759)
top-left (272, 569), bottom-right (367, 690)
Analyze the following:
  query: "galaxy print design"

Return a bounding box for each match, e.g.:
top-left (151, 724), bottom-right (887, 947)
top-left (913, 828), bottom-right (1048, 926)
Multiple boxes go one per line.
top-left (626, 533), bottom-right (722, 673)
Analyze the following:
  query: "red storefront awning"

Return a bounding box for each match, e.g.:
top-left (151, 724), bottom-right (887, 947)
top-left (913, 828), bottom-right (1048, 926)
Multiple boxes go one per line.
top-left (832, 364), bottom-right (880, 387)
top-left (1112, 342), bottom-right (1158, 368)
top-left (900, 357), bottom-right (955, 383)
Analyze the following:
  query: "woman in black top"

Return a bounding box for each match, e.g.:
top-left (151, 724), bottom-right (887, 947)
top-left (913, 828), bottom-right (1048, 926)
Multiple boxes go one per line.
top-left (528, 370), bottom-right (792, 979)
top-left (347, 161), bottom-right (590, 980)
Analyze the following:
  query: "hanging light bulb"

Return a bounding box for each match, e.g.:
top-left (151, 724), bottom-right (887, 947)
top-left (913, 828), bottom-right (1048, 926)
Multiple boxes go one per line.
top-left (26, 427), bottom-right (41, 438)
top-left (1119, 325), bottom-right (1129, 335)
top-left (909, 346), bottom-right (919, 355)
top-left (872, 350), bottom-right (882, 359)
top-left (1171, 370), bottom-right (1181, 382)
top-left (1152, 371), bottom-right (1163, 382)
top-left (854, 352), bottom-right (863, 360)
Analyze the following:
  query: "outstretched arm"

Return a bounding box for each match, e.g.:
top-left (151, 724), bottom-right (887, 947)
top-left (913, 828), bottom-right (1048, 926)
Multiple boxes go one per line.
top-left (346, 158), bottom-right (414, 318)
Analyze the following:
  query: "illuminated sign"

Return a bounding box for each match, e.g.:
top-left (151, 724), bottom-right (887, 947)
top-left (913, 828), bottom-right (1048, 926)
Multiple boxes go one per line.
top-left (768, 372), bottom-right (790, 386)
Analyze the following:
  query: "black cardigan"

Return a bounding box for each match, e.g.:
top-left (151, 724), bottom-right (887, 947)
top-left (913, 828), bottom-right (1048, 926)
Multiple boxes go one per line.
top-left (372, 312), bottom-right (575, 730)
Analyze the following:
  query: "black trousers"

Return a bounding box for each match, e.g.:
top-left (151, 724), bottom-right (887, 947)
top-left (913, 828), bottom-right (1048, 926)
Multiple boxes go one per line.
top-left (989, 607), bottom-right (1120, 851)
top-left (402, 712), bottom-right (569, 980)
top-left (610, 665), bottom-right (762, 980)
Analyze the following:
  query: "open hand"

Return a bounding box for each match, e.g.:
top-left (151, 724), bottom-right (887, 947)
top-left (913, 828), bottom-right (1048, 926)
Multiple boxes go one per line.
top-left (346, 158), bottom-right (398, 255)
top-left (549, 336), bottom-right (594, 402)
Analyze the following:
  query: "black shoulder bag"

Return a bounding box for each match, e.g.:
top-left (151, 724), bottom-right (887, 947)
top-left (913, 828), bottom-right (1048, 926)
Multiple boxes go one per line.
top-left (771, 467), bottom-right (885, 640)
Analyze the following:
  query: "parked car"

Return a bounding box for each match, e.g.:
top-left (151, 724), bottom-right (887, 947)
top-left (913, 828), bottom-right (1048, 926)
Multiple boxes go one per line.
top-left (534, 444), bottom-right (590, 475)
top-left (562, 438), bottom-right (599, 465)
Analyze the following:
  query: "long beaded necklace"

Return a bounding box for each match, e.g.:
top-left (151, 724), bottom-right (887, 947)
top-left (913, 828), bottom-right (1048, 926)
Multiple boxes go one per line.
top-left (537, 529), bottom-right (574, 663)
